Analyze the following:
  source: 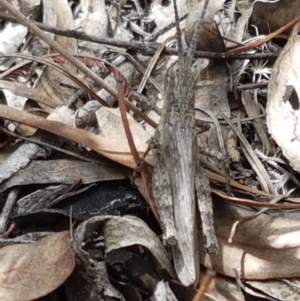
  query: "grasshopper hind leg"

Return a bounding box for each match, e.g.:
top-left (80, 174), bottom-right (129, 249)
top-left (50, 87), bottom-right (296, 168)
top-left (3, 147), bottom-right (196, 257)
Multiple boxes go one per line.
top-left (152, 155), bottom-right (177, 246)
top-left (195, 161), bottom-right (218, 253)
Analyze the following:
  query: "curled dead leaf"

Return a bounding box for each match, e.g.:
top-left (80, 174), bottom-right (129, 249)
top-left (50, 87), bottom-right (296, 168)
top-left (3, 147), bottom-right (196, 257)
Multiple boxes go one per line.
top-left (74, 215), bottom-right (175, 277)
top-left (267, 26), bottom-right (300, 172)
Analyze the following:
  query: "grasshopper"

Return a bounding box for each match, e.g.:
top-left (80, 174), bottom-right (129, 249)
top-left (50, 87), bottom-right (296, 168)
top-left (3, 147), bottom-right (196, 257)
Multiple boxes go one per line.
top-left (151, 0), bottom-right (218, 286)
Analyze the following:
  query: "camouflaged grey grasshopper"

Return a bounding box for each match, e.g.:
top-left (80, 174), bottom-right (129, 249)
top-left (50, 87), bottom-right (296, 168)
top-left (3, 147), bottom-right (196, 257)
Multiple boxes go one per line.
top-left (151, 0), bottom-right (218, 286)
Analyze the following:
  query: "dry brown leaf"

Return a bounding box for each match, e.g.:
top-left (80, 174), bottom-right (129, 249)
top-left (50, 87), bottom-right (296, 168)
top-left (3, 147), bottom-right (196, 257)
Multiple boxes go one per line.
top-left (0, 231), bottom-right (75, 301)
top-left (267, 26), bottom-right (300, 172)
top-left (195, 59), bottom-right (230, 163)
top-left (0, 104), bottom-right (153, 169)
top-left (35, 0), bottom-right (76, 107)
top-left (0, 80), bottom-right (57, 108)
top-left (201, 199), bottom-right (300, 280)
top-left (77, 0), bottom-right (108, 55)
top-left (95, 107), bottom-right (153, 167)
top-left (251, 0), bottom-right (300, 34)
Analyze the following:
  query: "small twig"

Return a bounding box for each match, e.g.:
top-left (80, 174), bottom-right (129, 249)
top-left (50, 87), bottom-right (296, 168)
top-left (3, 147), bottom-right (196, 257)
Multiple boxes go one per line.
top-left (137, 36), bottom-right (175, 93)
top-left (223, 15), bottom-right (300, 58)
top-left (211, 187), bottom-right (300, 209)
top-left (228, 190), bottom-right (295, 243)
top-left (0, 12), bottom-right (278, 59)
top-left (195, 111), bottom-right (266, 125)
top-left (236, 81), bottom-right (268, 90)
top-left (192, 270), bottom-right (215, 301)
top-left (233, 268), bottom-right (247, 301)
top-left (115, 71), bottom-right (160, 222)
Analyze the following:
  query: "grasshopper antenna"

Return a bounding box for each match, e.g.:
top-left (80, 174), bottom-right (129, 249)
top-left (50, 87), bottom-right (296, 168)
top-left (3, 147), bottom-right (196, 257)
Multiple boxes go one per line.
top-left (172, 0), bottom-right (184, 58)
top-left (172, 0), bottom-right (209, 63)
top-left (187, 0), bottom-right (210, 59)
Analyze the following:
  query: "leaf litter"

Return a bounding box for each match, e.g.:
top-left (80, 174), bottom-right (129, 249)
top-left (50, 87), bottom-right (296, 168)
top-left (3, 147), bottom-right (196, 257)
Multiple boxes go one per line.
top-left (1, 0), bottom-right (300, 300)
